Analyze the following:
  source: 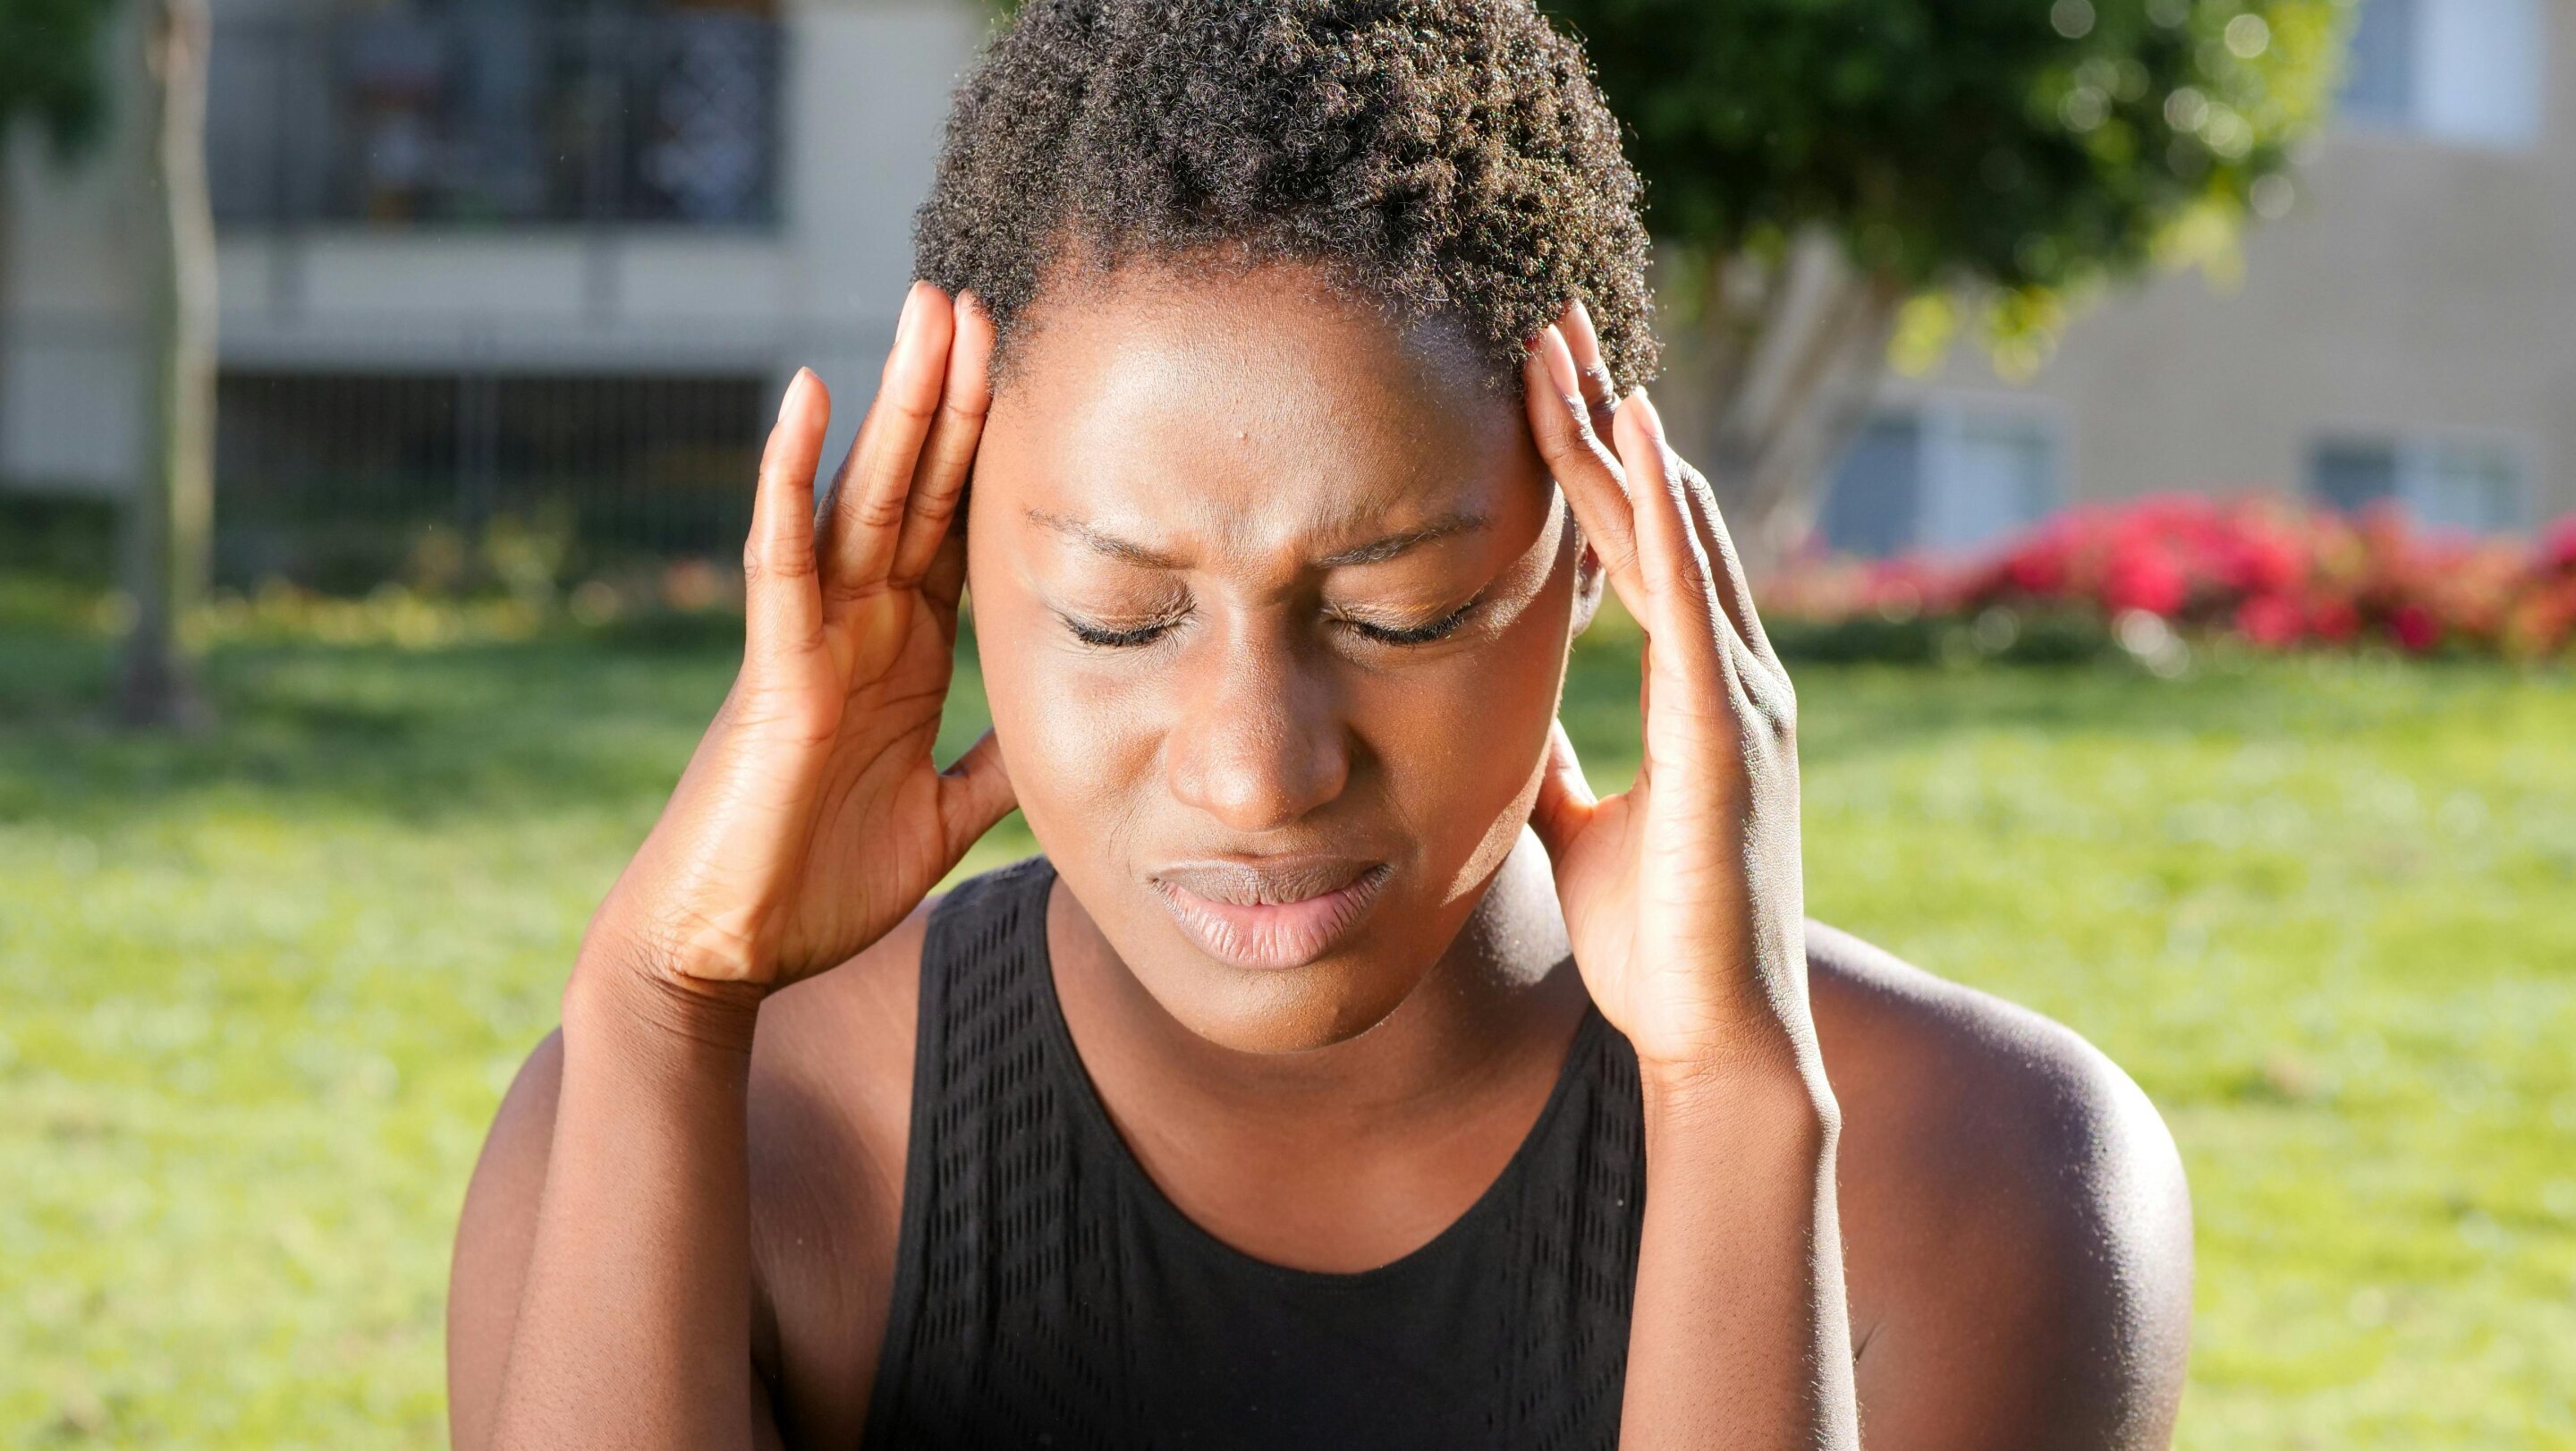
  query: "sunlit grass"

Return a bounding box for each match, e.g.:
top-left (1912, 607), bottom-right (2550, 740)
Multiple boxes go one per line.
top-left (2, 603), bottom-right (2570, 1447)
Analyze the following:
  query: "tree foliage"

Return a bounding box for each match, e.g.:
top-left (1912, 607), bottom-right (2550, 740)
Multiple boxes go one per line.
top-left (1543, 0), bottom-right (2350, 312)
top-left (0, 0), bottom-right (121, 153)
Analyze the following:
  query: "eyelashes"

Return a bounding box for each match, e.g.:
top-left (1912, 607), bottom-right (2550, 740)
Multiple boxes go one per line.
top-left (1343, 592), bottom-right (1487, 647)
top-left (1059, 591), bottom-right (1488, 651)
top-left (1063, 615), bottom-right (1179, 649)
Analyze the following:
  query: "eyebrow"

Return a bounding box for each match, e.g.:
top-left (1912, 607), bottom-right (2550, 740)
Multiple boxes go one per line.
top-left (1021, 507), bottom-right (1489, 569)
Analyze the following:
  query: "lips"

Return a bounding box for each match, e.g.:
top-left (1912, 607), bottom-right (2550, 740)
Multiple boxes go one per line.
top-left (1149, 856), bottom-right (1394, 971)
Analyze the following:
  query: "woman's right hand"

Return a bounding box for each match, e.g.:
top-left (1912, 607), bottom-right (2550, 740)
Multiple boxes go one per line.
top-left (578, 282), bottom-right (1016, 1009)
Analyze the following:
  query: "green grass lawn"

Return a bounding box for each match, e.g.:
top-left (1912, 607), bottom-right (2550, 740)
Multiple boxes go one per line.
top-left (3, 596), bottom-right (2572, 1447)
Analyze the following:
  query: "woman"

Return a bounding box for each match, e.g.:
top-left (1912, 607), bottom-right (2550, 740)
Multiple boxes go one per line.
top-left (448, 1), bottom-right (2193, 1447)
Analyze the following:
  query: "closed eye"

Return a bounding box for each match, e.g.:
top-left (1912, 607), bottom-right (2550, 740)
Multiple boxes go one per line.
top-left (1335, 589), bottom-right (1488, 647)
top-left (1057, 591), bottom-right (1489, 651)
top-left (1059, 609), bottom-right (1184, 649)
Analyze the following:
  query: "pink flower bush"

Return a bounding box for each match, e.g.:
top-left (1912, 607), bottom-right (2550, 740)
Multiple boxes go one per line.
top-left (1761, 493), bottom-right (2576, 659)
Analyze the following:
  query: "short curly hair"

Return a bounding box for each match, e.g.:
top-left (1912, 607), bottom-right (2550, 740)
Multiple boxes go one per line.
top-left (911, 0), bottom-right (1658, 395)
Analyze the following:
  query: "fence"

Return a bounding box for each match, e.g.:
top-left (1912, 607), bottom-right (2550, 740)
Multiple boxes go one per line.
top-left (213, 369), bottom-right (767, 591)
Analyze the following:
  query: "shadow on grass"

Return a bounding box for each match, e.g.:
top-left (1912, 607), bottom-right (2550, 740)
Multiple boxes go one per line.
top-left (4, 611), bottom-right (2553, 830)
top-left (0, 625), bottom-right (742, 827)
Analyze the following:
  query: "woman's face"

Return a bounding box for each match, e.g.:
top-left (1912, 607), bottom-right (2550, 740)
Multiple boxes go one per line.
top-left (967, 262), bottom-right (1596, 1054)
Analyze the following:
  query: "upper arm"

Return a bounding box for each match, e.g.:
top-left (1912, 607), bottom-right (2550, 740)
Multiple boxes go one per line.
top-left (445, 1030), bottom-right (792, 1451)
top-left (1813, 928), bottom-right (2195, 1451)
top-left (446, 1030), bottom-right (564, 1451)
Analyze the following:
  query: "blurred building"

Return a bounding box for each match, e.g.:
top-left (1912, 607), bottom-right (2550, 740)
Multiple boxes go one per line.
top-left (1829, 0), bottom-right (2567, 557)
top-left (0, 0), bottom-right (983, 584)
top-left (0, 0), bottom-right (2564, 579)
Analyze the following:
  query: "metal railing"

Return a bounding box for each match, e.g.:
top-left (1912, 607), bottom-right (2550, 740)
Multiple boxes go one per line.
top-left (214, 369), bottom-right (767, 590)
top-left (208, 6), bottom-right (782, 230)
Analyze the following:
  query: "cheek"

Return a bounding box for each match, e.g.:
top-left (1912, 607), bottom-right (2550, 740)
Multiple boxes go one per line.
top-left (1351, 557), bottom-right (1575, 893)
top-left (970, 570), bottom-right (1157, 850)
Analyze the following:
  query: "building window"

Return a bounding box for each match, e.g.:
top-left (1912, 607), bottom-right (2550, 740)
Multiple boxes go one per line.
top-left (2307, 433), bottom-right (2532, 533)
top-left (2337, 0), bottom-right (2544, 148)
top-left (208, 4), bottom-right (784, 229)
top-left (1819, 407), bottom-right (2063, 558)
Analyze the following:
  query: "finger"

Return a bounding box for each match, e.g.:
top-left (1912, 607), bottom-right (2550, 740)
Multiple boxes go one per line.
top-left (1609, 388), bottom-right (1741, 704)
top-left (820, 282), bottom-right (954, 600)
top-left (1667, 445), bottom-right (1780, 670)
top-left (743, 369), bottom-right (830, 668)
top-left (1523, 330), bottom-right (1651, 632)
top-left (1560, 297), bottom-right (1621, 435)
top-left (936, 727), bottom-right (1018, 862)
top-left (886, 290), bottom-right (995, 589)
top-left (921, 506), bottom-right (970, 632)
top-left (1528, 717), bottom-right (1598, 865)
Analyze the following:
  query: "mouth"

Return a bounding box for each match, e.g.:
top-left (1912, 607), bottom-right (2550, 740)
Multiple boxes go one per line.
top-left (1148, 857), bottom-right (1395, 972)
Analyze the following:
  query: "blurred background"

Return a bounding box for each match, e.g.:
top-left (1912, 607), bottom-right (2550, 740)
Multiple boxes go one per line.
top-left (1, 0), bottom-right (2570, 1445)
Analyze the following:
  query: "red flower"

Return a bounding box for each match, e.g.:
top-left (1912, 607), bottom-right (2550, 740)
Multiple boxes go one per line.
top-left (2006, 546), bottom-right (2070, 596)
top-left (2388, 603), bottom-right (2443, 653)
top-left (1763, 495), bottom-right (2573, 658)
top-left (2235, 594), bottom-right (2305, 648)
top-left (2305, 595), bottom-right (2361, 642)
top-left (2101, 546), bottom-right (2188, 617)
top-left (2538, 514), bottom-right (2576, 575)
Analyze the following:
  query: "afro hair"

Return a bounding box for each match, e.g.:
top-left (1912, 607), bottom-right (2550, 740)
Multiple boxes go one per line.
top-left (911, 0), bottom-right (1658, 395)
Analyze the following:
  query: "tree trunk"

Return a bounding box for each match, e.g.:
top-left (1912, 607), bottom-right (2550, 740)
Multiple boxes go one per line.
top-left (1650, 228), bottom-right (1906, 580)
top-left (118, 0), bottom-right (217, 729)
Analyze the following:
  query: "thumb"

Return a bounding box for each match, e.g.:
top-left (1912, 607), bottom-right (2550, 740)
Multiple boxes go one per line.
top-left (937, 727), bottom-right (1018, 861)
top-left (1529, 717), bottom-right (1596, 866)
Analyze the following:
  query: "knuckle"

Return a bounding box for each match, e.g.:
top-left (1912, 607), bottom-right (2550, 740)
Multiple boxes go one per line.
top-left (880, 391), bottom-right (938, 429)
top-left (732, 678), bottom-right (835, 742)
top-left (1767, 696), bottom-right (1800, 743)
top-left (850, 485), bottom-right (910, 531)
top-left (1748, 674), bottom-right (1799, 743)
top-left (1557, 388), bottom-right (1602, 439)
top-left (743, 544), bottom-right (818, 585)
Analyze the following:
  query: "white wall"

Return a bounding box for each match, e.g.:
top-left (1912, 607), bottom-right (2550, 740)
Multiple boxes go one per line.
top-left (0, 3), bottom-right (149, 494)
top-left (1, 0), bottom-right (990, 496)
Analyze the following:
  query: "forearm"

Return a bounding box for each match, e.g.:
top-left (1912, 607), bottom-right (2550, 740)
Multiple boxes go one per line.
top-left (486, 961), bottom-right (764, 1451)
top-left (1621, 1052), bottom-right (1860, 1450)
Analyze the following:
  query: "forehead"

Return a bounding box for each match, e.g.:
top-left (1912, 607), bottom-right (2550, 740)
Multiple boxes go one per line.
top-left (975, 264), bottom-right (1532, 556)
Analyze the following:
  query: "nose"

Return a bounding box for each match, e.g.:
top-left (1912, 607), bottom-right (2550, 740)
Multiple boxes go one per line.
top-left (1164, 617), bottom-right (1351, 834)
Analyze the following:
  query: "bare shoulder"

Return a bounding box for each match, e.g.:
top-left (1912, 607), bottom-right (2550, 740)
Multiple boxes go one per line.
top-left (739, 898), bottom-right (936, 1445)
top-left (1806, 921), bottom-right (2194, 1451)
top-left (445, 900), bottom-right (938, 1451)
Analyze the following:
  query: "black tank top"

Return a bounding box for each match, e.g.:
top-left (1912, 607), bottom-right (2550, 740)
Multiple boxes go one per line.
top-left (860, 853), bottom-right (1648, 1450)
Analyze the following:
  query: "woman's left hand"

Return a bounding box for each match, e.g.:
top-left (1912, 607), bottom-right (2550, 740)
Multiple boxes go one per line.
top-left (1521, 301), bottom-right (1821, 1095)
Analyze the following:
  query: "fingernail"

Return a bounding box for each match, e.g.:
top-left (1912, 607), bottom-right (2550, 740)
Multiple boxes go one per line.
top-left (1626, 388), bottom-right (1663, 437)
top-left (1540, 327), bottom-right (1580, 400)
top-left (894, 282), bottom-right (927, 350)
top-left (777, 368), bottom-right (809, 423)
top-left (1570, 296), bottom-right (1596, 335)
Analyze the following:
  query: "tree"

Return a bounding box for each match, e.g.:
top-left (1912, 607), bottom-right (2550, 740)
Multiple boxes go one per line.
top-left (1541, 0), bottom-right (2350, 566)
top-left (119, 0), bottom-right (217, 728)
top-left (1, 0), bottom-right (211, 727)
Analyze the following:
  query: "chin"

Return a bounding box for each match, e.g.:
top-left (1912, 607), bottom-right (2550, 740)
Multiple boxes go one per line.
top-left (1137, 943), bottom-right (1433, 1055)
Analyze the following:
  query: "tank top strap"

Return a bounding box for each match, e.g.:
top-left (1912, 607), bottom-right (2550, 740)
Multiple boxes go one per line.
top-left (864, 852), bottom-right (1142, 1447)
